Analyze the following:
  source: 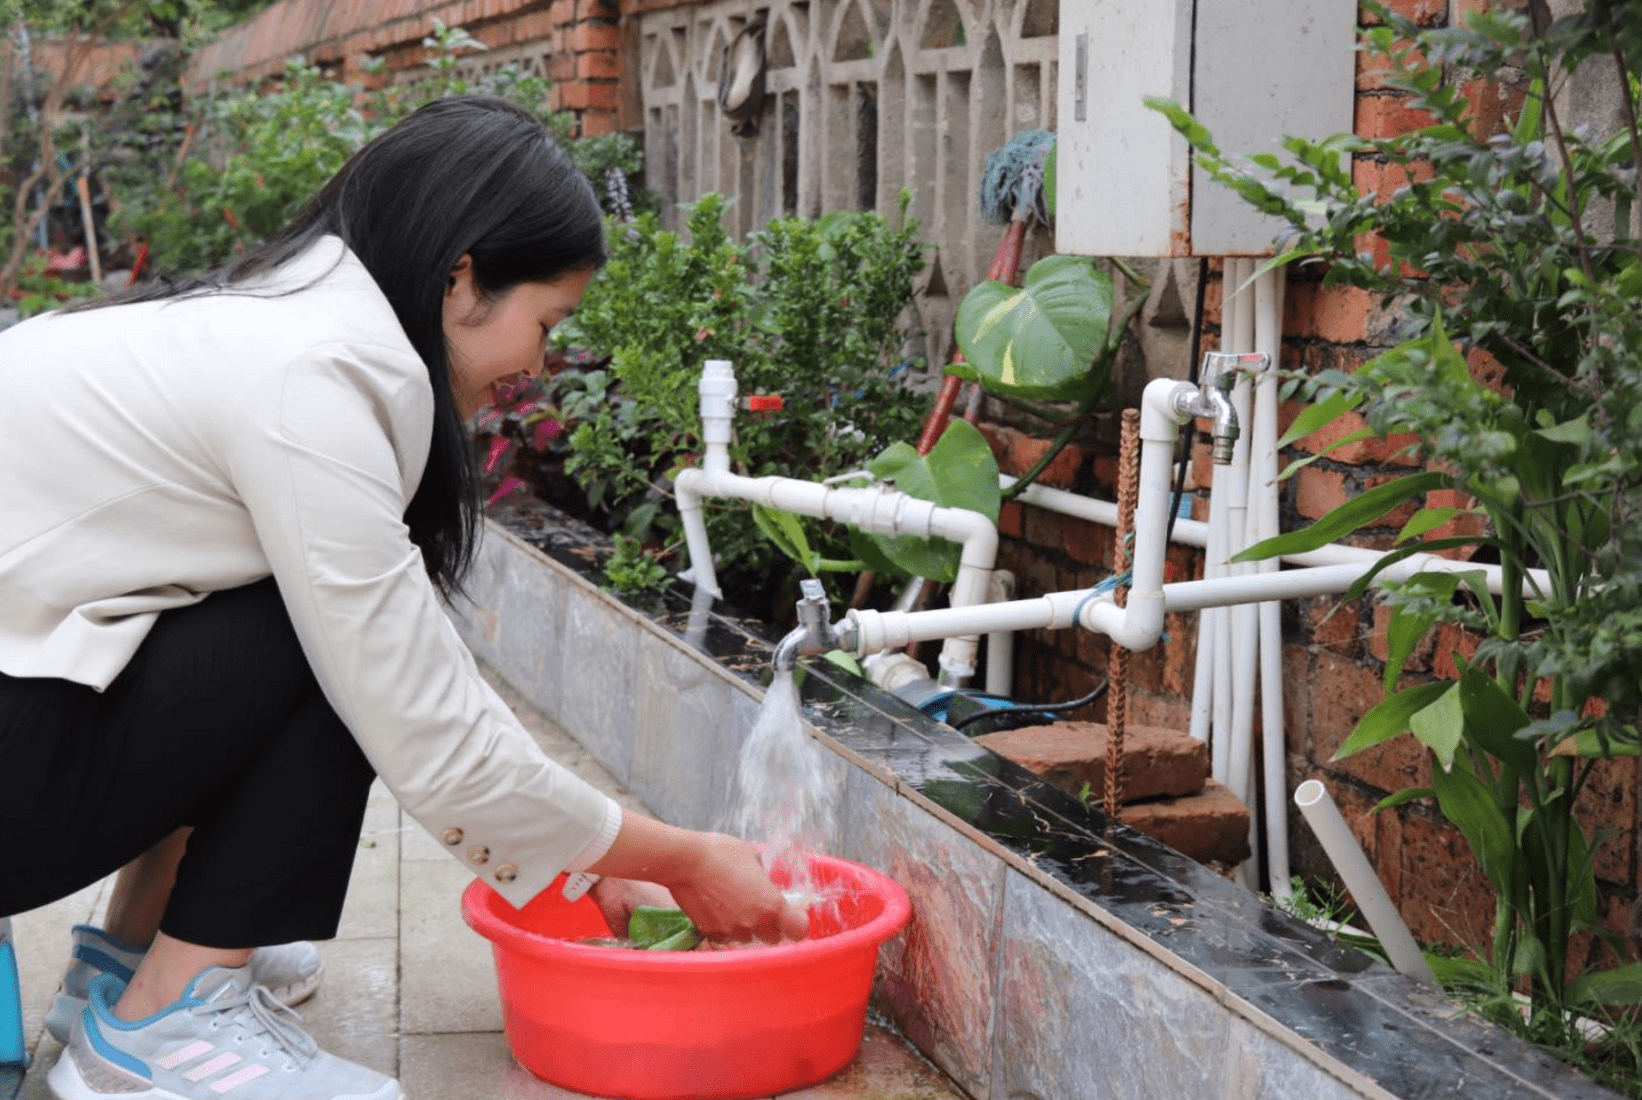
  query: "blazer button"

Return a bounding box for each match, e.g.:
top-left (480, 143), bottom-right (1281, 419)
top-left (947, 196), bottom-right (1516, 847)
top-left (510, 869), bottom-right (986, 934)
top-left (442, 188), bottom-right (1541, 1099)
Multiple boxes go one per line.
top-left (467, 846), bottom-right (491, 865)
top-left (494, 864), bottom-right (518, 884)
top-left (441, 828), bottom-right (464, 846)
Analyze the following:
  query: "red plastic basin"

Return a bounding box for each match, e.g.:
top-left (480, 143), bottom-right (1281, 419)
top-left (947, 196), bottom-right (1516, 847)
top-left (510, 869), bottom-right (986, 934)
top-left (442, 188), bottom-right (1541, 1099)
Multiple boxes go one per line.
top-left (460, 852), bottom-right (912, 1100)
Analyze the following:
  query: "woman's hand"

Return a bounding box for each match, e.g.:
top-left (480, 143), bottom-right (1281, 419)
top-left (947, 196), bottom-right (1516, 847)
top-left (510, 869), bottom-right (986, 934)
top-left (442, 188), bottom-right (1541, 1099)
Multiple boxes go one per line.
top-left (665, 832), bottom-right (809, 946)
top-left (586, 810), bottom-right (809, 946)
top-left (588, 877), bottom-right (676, 939)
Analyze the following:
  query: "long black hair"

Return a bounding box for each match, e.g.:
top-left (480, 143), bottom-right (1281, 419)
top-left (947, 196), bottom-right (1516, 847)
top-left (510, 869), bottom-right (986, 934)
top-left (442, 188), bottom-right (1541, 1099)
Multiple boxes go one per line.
top-left (86, 96), bottom-right (607, 595)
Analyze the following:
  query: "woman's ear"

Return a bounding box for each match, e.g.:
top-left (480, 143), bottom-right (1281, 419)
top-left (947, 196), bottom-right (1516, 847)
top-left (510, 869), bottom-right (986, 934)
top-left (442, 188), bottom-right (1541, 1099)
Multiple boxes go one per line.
top-left (446, 253), bottom-right (474, 297)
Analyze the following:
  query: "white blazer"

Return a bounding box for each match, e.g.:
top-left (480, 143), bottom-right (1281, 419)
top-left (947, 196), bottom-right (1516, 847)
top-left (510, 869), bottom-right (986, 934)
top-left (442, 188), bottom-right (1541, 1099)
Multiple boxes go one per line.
top-left (0, 236), bottom-right (620, 908)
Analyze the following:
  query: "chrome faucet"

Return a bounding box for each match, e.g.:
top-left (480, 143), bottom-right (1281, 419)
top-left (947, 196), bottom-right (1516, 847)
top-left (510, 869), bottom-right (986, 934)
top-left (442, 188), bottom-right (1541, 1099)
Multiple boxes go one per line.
top-left (1172, 351), bottom-right (1258, 465)
top-left (773, 579), bottom-right (839, 672)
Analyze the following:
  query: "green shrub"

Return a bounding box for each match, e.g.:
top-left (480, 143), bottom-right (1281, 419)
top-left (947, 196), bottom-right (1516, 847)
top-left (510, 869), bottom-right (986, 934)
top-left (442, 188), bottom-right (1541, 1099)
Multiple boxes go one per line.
top-left (523, 192), bottom-right (932, 614)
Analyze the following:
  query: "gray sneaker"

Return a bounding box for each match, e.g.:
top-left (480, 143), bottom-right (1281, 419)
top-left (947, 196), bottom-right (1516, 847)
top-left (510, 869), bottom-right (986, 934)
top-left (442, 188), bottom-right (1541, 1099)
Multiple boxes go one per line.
top-left (46, 966), bottom-right (399, 1100)
top-left (45, 926), bottom-right (323, 1044)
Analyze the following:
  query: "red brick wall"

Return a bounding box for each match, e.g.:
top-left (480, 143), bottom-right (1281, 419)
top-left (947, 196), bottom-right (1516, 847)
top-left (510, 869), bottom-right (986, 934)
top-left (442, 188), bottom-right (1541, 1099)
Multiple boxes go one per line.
top-left (984, 0), bottom-right (1637, 962)
top-left (187, 0), bottom-right (623, 137)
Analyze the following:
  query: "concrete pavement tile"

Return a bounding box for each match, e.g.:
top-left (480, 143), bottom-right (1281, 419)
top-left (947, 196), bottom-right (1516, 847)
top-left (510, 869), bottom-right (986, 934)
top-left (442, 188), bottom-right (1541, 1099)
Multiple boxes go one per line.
top-left (297, 936), bottom-right (399, 1080)
top-left (14, 1033), bottom-right (61, 1100)
top-left (338, 791), bottom-right (404, 941)
top-left (400, 858), bottom-right (503, 1036)
top-left (401, 810), bottom-right (449, 863)
top-left (485, 670), bottom-right (651, 813)
top-left (400, 1030), bottom-right (589, 1100)
top-left (777, 1024), bottom-right (964, 1099)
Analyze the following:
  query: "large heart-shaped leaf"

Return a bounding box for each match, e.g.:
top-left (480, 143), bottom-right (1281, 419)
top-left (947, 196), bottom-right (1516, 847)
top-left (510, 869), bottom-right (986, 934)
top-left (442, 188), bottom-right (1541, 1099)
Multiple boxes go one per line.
top-left (952, 255), bottom-right (1113, 402)
top-left (854, 420), bottom-right (1000, 582)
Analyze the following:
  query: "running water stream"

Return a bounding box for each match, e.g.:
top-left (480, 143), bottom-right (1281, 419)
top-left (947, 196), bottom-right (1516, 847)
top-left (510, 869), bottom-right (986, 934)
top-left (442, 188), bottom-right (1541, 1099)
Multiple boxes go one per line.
top-left (732, 668), bottom-right (838, 909)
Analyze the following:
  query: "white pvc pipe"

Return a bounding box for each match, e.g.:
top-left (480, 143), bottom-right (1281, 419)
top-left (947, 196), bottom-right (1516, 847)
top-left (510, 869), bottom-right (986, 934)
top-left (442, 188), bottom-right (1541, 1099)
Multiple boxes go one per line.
top-left (675, 361), bottom-right (1000, 681)
top-left (1294, 780), bottom-right (1434, 984)
top-left (985, 569), bottom-right (1016, 697)
top-left (1004, 477), bottom-right (1547, 598)
top-left (1255, 269), bottom-right (1291, 897)
top-left (847, 378), bottom-right (1195, 657)
top-left (1228, 260), bottom-right (1262, 890)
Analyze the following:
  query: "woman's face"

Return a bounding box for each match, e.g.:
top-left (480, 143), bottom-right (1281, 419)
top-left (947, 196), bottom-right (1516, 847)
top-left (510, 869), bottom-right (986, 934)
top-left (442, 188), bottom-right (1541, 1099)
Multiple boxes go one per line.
top-left (443, 256), bottom-right (595, 418)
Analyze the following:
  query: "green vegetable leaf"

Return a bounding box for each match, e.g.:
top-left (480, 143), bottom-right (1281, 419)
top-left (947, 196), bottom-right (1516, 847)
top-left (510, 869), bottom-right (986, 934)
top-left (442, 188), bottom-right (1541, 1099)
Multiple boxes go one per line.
top-left (627, 906), bottom-right (701, 951)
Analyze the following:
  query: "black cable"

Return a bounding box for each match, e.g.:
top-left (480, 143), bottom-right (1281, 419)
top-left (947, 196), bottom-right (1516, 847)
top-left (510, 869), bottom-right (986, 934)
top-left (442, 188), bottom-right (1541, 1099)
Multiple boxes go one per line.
top-left (950, 677), bottom-right (1110, 730)
top-left (1164, 255), bottom-right (1212, 548)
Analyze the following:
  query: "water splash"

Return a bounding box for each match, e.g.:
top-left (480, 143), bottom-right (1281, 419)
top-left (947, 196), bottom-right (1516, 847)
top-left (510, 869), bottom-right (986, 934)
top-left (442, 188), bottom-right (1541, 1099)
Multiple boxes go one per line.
top-left (732, 669), bottom-right (837, 906)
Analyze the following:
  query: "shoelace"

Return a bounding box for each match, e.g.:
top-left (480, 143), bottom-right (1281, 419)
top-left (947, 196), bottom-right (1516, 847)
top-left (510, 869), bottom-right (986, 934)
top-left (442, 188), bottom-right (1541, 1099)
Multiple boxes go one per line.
top-left (193, 983), bottom-right (318, 1070)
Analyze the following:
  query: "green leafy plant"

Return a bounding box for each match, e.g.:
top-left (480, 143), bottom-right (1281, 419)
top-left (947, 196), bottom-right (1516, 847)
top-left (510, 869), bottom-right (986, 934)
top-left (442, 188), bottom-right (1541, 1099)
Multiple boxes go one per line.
top-left (1153, 0), bottom-right (1642, 1073)
top-left (530, 192), bottom-right (932, 614)
top-left (12, 253), bottom-right (100, 316)
top-left (603, 533), bottom-right (670, 599)
top-left (952, 251), bottom-right (1142, 500)
top-left (114, 57), bottom-right (371, 274)
top-left (108, 21), bottom-right (642, 279)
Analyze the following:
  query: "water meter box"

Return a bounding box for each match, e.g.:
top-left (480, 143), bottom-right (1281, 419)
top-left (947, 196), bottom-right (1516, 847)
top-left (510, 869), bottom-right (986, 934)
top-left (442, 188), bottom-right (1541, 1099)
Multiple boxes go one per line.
top-left (1055, 0), bottom-right (1357, 257)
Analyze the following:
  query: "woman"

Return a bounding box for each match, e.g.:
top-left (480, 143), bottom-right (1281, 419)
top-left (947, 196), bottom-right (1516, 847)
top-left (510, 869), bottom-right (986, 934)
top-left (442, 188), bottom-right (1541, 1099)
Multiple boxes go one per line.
top-left (0, 96), bottom-right (805, 1100)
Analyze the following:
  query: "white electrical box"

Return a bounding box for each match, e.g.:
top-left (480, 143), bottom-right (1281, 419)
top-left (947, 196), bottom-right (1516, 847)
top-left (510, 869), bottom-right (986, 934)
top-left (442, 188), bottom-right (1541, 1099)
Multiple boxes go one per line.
top-left (1055, 0), bottom-right (1357, 257)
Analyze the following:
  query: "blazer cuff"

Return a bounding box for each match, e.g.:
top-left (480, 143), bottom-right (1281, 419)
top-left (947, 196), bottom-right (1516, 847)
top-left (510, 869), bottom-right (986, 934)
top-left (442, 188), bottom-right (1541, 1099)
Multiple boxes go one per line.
top-left (565, 796), bottom-right (623, 872)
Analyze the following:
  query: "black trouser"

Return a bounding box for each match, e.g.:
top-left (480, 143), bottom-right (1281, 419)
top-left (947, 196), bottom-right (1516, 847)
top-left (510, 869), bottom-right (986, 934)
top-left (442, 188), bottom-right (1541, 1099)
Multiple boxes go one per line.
top-left (0, 578), bottom-right (375, 947)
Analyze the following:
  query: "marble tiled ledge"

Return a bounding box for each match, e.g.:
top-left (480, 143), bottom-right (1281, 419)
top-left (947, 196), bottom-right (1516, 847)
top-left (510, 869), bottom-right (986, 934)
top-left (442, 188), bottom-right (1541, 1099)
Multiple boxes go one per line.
top-left (452, 498), bottom-right (1621, 1100)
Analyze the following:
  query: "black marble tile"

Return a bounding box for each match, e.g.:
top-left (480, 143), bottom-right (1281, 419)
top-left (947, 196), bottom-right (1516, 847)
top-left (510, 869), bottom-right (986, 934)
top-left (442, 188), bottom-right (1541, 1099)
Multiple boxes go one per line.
top-left (492, 501), bottom-right (1619, 1100)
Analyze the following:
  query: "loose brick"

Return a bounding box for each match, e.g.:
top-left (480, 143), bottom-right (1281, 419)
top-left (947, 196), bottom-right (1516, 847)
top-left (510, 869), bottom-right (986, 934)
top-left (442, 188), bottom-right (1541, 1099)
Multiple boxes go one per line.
top-left (1118, 779), bottom-right (1251, 866)
top-left (1128, 692), bottom-right (1192, 735)
top-left (975, 722), bottom-right (1209, 803)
